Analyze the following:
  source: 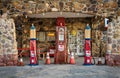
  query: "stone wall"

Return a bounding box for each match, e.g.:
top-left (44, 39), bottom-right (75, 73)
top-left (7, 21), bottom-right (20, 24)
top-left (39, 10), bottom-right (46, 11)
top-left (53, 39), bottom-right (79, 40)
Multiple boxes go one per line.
top-left (0, 0), bottom-right (119, 17)
top-left (106, 16), bottom-right (120, 66)
top-left (91, 17), bottom-right (107, 57)
top-left (92, 29), bottom-right (107, 57)
top-left (0, 14), bottom-right (18, 66)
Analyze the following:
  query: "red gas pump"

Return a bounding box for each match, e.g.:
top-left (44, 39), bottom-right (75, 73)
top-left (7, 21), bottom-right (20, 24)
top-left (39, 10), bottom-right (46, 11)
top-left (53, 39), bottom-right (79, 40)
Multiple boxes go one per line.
top-left (84, 40), bottom-right (92, 65)
top-left (54, 17), bottom-right (68, 64)
top-left (29, 24), bottom-right (38, 65)
top-left (30, 40), bottom-right (37, 65)
top-left (84, 24), bottom-right (92, 65)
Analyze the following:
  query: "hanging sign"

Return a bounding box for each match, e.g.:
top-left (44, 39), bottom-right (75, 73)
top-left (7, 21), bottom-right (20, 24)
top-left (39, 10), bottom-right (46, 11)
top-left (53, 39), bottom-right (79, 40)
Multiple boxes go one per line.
top-left (105, 18), bottom-right (109, 28)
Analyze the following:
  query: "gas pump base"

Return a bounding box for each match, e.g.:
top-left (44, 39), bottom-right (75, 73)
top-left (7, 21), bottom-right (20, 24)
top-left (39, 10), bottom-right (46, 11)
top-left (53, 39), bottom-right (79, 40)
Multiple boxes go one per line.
top-left (28, 64), bottom-right (38, 66)
top-left (30, 38), bottom-right (36, 40)
top-left (83, 63), bottom-right (94, 66)
top-left (85, 38), bottom-right (91, 40)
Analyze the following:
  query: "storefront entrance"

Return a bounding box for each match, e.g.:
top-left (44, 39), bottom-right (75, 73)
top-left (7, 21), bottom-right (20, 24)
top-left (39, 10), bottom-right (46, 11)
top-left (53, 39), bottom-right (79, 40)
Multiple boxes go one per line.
top-left (16, 12), bottom-right (95, 65)
top-left (0, 0), bottom-right (119, 66)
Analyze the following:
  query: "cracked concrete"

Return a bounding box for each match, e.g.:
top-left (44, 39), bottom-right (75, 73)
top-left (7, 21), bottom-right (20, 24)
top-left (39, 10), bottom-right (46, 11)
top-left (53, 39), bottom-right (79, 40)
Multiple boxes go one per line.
top-left (0, 57), bottom-right (120, 78)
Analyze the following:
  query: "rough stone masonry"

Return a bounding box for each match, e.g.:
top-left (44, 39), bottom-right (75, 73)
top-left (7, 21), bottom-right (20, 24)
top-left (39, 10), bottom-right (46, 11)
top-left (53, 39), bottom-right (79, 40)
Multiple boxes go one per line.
top-left (0, 13), bottom-right (18, 66)
top-left (106, 16), bottom-right (120, 66)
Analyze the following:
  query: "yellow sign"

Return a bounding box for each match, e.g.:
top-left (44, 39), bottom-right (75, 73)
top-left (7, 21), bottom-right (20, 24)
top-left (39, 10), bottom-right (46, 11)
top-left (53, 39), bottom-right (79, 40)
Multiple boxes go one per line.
top-left (48, 32), bottom-right (55, 36)
top-left (72, 30), bottom-right (77, 36)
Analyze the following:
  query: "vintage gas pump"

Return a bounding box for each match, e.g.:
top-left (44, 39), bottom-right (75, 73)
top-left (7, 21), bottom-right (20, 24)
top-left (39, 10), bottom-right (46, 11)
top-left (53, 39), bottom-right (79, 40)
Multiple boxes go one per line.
top-left (29, 24), bottom-right (38, 65)
top-left (54, 17), bottom-right (68, 64)
top-left (84, 24), bottom-right (92, 65)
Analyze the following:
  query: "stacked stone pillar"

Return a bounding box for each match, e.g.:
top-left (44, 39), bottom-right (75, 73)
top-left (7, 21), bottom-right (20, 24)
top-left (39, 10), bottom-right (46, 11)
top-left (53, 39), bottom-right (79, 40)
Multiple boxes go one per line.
top-left (0, 14), bottom-right (18, 66)
top-left (106, 16), bottom-right (120, 66)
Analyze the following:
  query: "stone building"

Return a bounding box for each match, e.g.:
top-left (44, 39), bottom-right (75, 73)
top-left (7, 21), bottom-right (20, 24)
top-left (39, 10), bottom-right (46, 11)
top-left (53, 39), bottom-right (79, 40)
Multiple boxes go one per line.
top-left (0, 0), bottom-right (120, 66)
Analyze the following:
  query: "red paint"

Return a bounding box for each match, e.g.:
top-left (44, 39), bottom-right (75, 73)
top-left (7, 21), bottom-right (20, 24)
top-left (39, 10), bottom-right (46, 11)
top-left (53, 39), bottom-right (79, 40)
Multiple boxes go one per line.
top-left (84, 40), bottom-right (92, 65)
top-left (54, 17), bottom-right (68, 64)
top-left (30, 40), bottom-right (37, 65)
top-left (57, 17), bottom-right (65, 26)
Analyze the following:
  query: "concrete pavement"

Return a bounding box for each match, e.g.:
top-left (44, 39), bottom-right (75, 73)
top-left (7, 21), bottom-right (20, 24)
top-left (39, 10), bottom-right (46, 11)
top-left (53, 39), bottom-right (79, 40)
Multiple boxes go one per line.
top-left (0, 64), bottom-right (120, 78)
top-left (0, 56), bottom-right (120, 78)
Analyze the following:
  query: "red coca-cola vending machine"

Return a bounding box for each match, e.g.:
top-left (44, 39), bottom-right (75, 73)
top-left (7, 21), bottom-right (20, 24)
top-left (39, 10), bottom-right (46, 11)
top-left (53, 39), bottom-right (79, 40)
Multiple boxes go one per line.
top-left (54, 17), bottom-right (68, 64)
